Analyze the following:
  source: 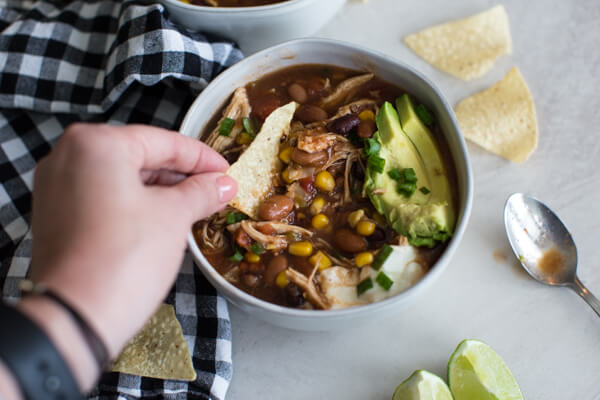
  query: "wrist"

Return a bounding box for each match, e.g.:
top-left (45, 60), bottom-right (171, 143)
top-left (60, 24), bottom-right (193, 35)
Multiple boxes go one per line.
top-left (0, 360), bottom-right (23, 400)
top-left (17, 296), bottom-right (100, 392)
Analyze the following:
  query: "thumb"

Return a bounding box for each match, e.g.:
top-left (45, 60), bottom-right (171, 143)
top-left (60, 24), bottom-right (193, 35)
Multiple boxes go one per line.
top-left (167, 172), bottom-right (237, 221)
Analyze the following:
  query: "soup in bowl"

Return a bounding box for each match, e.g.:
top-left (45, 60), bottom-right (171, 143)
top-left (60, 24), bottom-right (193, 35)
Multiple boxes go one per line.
top-left (179, 39), bottom-right (473, 330)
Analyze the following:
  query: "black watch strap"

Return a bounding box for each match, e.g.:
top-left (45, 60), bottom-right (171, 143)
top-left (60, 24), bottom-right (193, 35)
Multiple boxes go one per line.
top-left (0, 302), bottom-right (83, 400)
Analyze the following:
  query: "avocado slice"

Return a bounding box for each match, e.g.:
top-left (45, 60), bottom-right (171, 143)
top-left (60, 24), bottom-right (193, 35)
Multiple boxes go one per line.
top-left (363, 101), bottom-right (455, 247)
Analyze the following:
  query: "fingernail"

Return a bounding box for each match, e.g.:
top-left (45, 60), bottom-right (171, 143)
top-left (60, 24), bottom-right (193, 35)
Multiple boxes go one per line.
top-left (216, 174), bottom-right (237, 203)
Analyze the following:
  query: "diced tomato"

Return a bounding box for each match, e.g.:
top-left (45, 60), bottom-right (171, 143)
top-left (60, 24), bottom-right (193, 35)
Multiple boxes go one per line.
top-left (252, 94), bottom-right (282, 120)
top-left (299, 175), bottom-right (316, 195)
top-left (234, 228), bottom-right (252, 250)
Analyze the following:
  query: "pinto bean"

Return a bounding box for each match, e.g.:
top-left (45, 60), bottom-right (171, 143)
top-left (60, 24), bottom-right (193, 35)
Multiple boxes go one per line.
top-left (326, 114), bottom-right (360, 135)
top-left (258, 195), bottom-right (294, 221)
top-left (287, 83), bottom-right (308, 103)
top-left (295, 105), bottom-right (328, 123)
top-left (357, 119), bottom-right (376, 138)
top-left (264, 255), bottom-right (288, 285)
top-left (334, 229), bottom-right (368, 253)
top-left (291, 148), bottom-right (328, 167)
top-left (240, 261), bottom-right (265, 274)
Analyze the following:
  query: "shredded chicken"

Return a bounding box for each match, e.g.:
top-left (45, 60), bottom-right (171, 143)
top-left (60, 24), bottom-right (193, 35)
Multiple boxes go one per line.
top-left (305, 99), bottom-right (378, 130)
top-left (226, 221), bottom-right (313, 251)
top-left (343, 152), bottom-right (359, 203)
top-left (197, 209), bottom-right (232, 250)
top-left (297, 134), bottom-right (337, 153)
top-left (286, 268), bottom-right (330, 309)
top-left (204, 87), bottom-right (251, 153)
top-left (319, 74), bottom-right (374, 110)
top-left (333, 98), bottom-right (378, 118)
top-left (322, 141), bottom-right (361, 171)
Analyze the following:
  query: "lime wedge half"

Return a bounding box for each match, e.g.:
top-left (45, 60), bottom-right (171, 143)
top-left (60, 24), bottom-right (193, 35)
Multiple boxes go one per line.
top-left (447, 339), bottom-right (523, 400)
top-left (393, 370), bottom-right (454, 400)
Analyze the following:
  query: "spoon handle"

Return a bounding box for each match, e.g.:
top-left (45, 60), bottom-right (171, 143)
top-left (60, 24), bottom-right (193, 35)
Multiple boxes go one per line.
top-left (571, 277), bottom-right (600, 318)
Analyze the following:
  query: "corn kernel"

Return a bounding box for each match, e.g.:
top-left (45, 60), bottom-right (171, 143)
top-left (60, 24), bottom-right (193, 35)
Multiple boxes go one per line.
top-left (279, 147), bottom-right (293, 164)
top-left (288, 241), bottom-right (313, 257)
top-left (309, 251), bottom-right (332, 270)
top-left (311, 213), bottom-right (329, 230)
top-left (347, 209), bottom-right (365, 228)
top-left (356, 220), bottom-right (376, 236)
top-left (315, 171), bottom-right (335, 192)
top-left (179, 0), bottom-right (190, 3)
top-left (281, 167), bottom-right (293, 183)
top-left (309, 196), bottom-right (326, 215)
top-left (244, 252), bottom-right (260, 263)
top-left (373, 212), bottom-right (385, 225)
top-left (275, 270), bottom-right (289, 288)
top-left (355, 252), bottom-right (374, 267)
top-left (358, 110), bottom-right (375, 121)
top-left (236, 132), bottom-right (252, 145)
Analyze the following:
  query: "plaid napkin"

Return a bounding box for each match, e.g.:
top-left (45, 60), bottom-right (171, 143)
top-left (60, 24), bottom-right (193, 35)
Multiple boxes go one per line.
top-left (0, 0), bottom-right (243, 398)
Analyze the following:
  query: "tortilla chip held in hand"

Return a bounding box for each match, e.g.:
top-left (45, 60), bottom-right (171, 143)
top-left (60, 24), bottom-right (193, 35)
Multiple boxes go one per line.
top-left (227, 101), bottom-right (298, 219)
top-left (111, 304), bottom-right (196, 381)
top-left (455, 67), bottom-right (538, 163)
top-left (404, 5), bottom-right (512, 81)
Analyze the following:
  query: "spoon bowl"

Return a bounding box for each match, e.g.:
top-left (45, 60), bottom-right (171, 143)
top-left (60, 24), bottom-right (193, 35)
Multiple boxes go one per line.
top-left (504, 193), bottom-right (600, 317)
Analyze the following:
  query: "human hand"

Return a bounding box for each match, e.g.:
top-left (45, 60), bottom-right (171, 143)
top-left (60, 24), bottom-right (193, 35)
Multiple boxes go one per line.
top-left (26, 123), bottom-right (236, 371)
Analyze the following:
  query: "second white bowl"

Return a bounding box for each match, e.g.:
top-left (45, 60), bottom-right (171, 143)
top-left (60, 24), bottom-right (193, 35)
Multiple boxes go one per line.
top-left (160, 0), bottom-right (347, 53)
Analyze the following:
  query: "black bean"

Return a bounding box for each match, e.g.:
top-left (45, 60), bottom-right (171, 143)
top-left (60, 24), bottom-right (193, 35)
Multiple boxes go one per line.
top-left (326, 114), bottom-right (361, 135)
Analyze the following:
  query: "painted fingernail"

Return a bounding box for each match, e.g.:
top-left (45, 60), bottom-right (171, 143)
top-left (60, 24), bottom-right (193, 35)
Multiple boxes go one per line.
top-left (216, 174), bottom-right (237, 203)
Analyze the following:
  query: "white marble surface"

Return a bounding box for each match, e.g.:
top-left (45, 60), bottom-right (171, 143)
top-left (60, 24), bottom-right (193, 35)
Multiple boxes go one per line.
top-left (227, 1), bottom-right (600, 398)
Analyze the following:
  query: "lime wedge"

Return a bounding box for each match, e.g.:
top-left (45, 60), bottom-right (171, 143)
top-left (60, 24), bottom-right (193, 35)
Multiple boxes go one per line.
top-left (447, 339), bottom-right (523, 400)
top-left (393, 370), bottom-right (454, 400)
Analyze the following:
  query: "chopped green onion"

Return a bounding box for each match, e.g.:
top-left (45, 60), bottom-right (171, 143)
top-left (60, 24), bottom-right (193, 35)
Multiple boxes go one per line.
top-left (402, 168), bottom-right (417, 183)
top-left (375, 271), bottom-right (394, 290)
top-left (415, 104), bottom-right (434, 126)
top-left (367, 155), bottom-right (386, 173)
top-left (419, 186), bottom-right (431, 195)
top-left (250, 242), bottom-right (265, 254)
top-left (372, 244), bottom-right (393, 270)
top-left (397, 182), bottom-right (417, 197)
top-left (387, 168), bottom-right (403, 181)
top-left (363, 138), bottom-right (381, 157)
top-left (225, 212), bottom-right (248, 225)
top-left (228, 250), bottom-right (243, 262)
top-left (357, 277), bottom-right (374, 296)
top-left (242, 117), bottom-right (255, 138)
top-left (219, 117), bottom-right (235, 136)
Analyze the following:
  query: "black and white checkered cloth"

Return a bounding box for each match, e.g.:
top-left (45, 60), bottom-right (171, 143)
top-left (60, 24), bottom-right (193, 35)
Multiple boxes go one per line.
top-left (0, 0), bottom-right (244, 398)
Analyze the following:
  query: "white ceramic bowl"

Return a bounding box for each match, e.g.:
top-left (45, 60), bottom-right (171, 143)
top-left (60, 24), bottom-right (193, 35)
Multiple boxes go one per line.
top-left (180, 38), bottom-right (473, 331)
top-left (160, 0), bottom-right (347, 53)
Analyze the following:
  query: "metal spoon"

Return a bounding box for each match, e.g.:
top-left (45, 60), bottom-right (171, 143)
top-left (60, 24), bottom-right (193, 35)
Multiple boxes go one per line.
top-left (504, 193), bottom-right (600, 317)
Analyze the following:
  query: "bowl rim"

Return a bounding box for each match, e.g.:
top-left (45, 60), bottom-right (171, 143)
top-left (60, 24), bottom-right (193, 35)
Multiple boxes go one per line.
top-left (181, 37), bottom-right (474, 318)
top-left (160, 0), bottom-right (314, 13)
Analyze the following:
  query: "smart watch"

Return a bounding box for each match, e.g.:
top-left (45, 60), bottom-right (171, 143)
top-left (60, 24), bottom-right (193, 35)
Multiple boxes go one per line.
top-left (0, 301), bottom-right (83, 400)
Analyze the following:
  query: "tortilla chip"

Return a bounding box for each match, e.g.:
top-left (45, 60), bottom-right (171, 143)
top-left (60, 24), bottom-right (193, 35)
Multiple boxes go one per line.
top-left (227, 101), bottom-right (298, 219)
top-left (455, 67), bottom-right (538, 163)
top-left (404, 5), bottom-right (512, 81)
top-left (111, 304), bottom-right (196, 381)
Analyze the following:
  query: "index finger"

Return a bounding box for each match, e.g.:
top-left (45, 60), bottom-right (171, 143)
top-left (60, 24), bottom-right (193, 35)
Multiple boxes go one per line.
top-left (119, 124), bottom-right (229, 174)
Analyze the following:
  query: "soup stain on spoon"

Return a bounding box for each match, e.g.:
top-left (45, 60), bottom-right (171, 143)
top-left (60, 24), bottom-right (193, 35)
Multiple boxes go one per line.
top-left (537, 247), bottom-right (565, 276)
